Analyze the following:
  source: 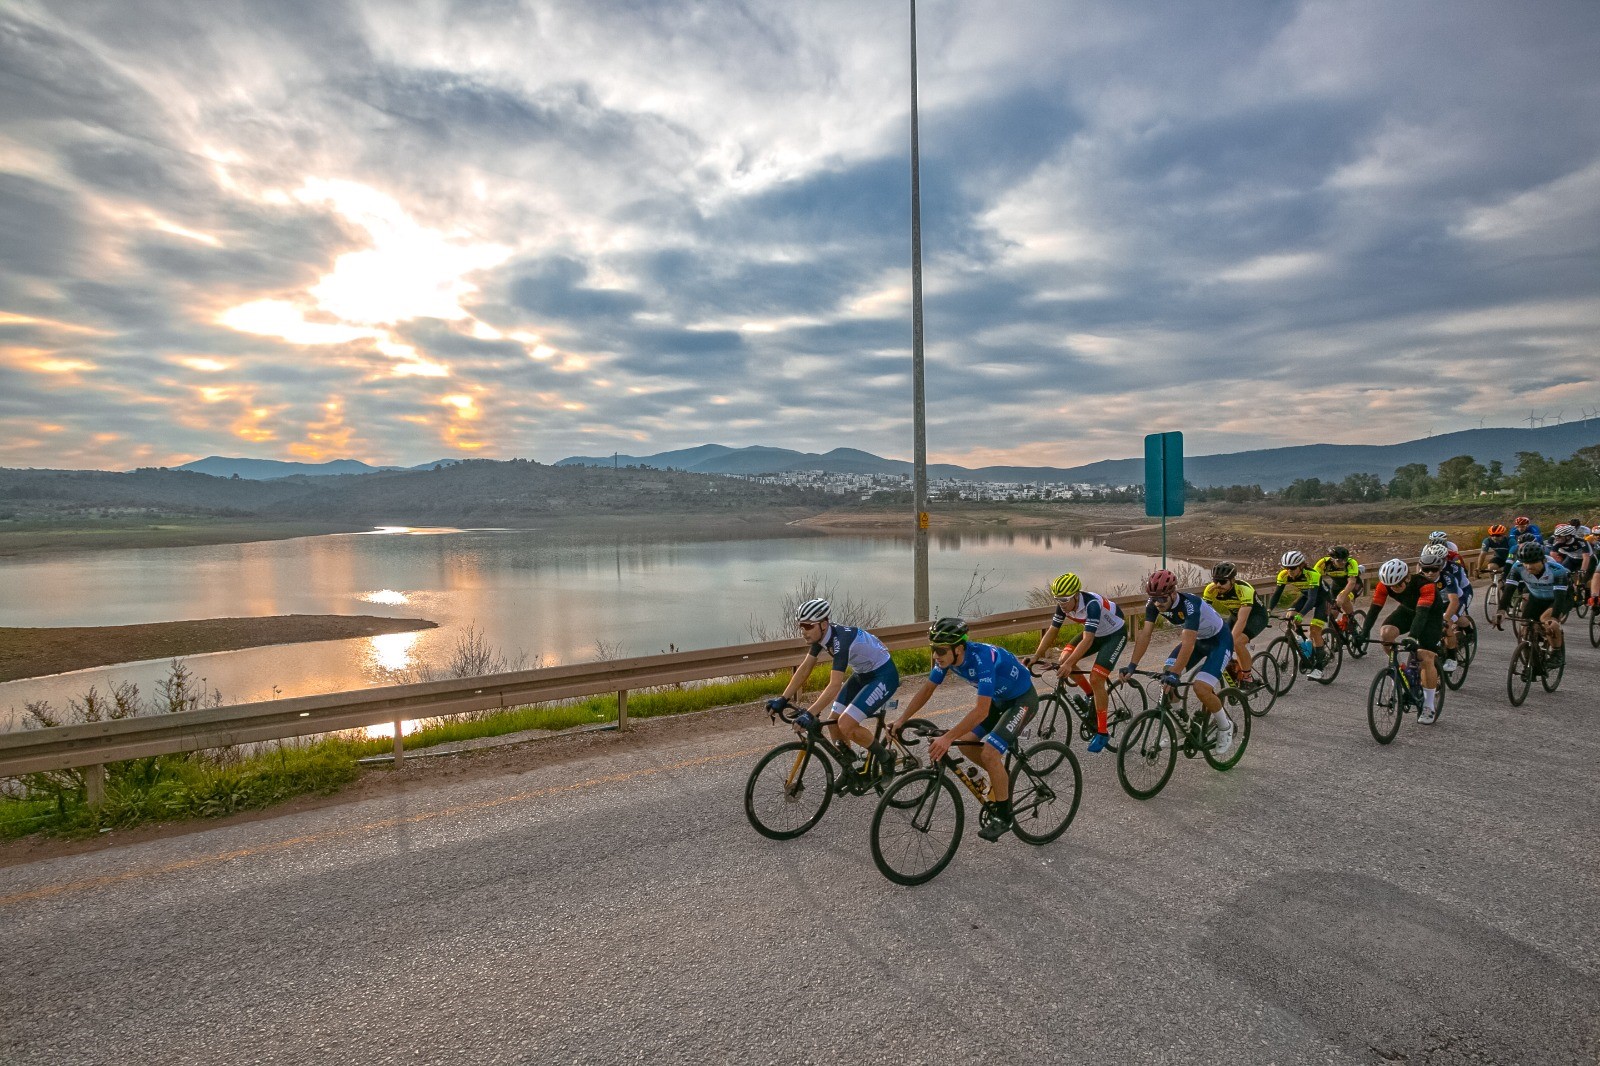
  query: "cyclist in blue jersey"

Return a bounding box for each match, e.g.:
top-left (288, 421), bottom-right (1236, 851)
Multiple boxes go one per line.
top-left (1477, 524), bottom-right (1511, 579)
top-left (1511, 515), bottom-right (1543, 545)
top-left (1503, 543), bottom-right (1572, 668)
top-left (1547, 525), bottom-right (1595, 614)
top-left (1024, 571), bottom-right (1128, 753)
top-left (769, 598), bottom-right (899, 784)
top-left (1119, 570), bottom-right (1236, 759)
top-left (891, 617), bottom-right (1039, 841)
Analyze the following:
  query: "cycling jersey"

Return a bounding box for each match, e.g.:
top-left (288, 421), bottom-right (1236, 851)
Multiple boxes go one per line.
top-left (1506, 559), bottom-right (1571, 601)
top-left (1512, 523), bottom-right (1544, 544)
top-left (1202, 580), bottom-right (1256, 615)
top-left (1050, 591), bottom-right (1126, 638)
top-left (1315, 556), bottom-right (1360, 591)
top-left (928, 641), bottom-right (1034, 701)
top-left (1272, 564), bottom-right (1323, 596)
top-left (811, 623), bottom-right (891, 675)
top-left (1438, 560), bottom-right (1472, 602)
top-left (1145, 591), bottom-right (1227, 641)
top-left (1361, 577), bottom-right (1446, 648)
top-left (1549, 539), bottom-right (1591, 572)
top-left (1480, 535), bottom-right (1511, 563)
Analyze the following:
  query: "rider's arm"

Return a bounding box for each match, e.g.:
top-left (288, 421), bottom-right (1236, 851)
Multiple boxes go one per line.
top-left (806, 669), bottom-right (848, 716)
top-left (780, 651), bottom-right (819, 701)
top-left (1122, 610), bottom-right (1154, 671)
top-left (946, 695), bottom-right (992, 742)
top-left (1028, 622), bottom-right (1060, 664)
top-left (1359, 584), bottom-right (1388, 640)
top-left (1407, 583), bottom-right (1438, 641)
top-left (891, 678), bottom-right (939, 730)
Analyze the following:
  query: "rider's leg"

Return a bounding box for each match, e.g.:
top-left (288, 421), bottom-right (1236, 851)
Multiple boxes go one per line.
top-left (973, 740), bottom-right (1008, 803)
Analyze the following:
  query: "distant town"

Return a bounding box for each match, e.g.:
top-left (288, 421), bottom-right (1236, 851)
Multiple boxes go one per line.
top-left (728, 469), bottom-right (1137, 502)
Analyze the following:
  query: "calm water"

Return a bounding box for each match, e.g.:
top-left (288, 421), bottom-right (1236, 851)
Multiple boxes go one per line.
top-left (0, 526), bottom-right (1169, 726)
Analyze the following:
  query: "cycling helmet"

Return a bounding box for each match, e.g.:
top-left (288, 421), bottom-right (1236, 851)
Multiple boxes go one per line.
top-left (1281, 550), bottom-right (1306, 568)
top-left (1553, 524), bottom-right (1577, 538)
top-left (1211, 561), bottom-right (1238, 583)
top-left (928, 616), bottom-right (969, 645)
top-left (1513, 516), bottom-right (1530, 526)
top-left (1487, 524), bottom-right (1507, 536)
top-left (1378, 558), bottom-right (1410, 586)
top-left (1049, 572), bottom-right (1082, 598)
top-left (1517, 542), bottom-right (1544, 563)
top-left (1518, 532), bottom-right (1539, 545)
top-left (1328, 546), bottom-right (1349, 561)
top-left (1145, 570), bottom-right (1178, 597)
top-left (1427, 531), bottom-right (1449, 544)
top-left (1418, 544), bottom-right (1448, 567)
top-left (795, 598), bottom-right (830, 624)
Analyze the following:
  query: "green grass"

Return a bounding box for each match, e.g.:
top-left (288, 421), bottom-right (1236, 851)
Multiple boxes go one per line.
top-left (1, 629), bottom-right (1058, 840)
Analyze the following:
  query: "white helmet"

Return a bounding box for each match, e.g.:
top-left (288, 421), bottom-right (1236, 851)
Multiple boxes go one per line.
top-left (1418, 544), bottom-right (1449, 567)
top-left (795, 598), bottom-right (830, 623)
top-left (1281, 550), bottom-right (1306, 568)
top-left (1427, 530), bottom-right (1449, 544)
top-left (1378, 558), bottom-right (1410, 586)
top-left (1553, 524), bottom-right (1577, 538)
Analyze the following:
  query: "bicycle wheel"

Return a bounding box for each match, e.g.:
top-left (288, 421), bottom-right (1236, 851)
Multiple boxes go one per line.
top-left (1346, 610), bottom-right (1369, 658)
top-left (1202, 689), bottom-right (1251, 771)
top-left (1576, 596), bottom-right (1591, 620)
top-left (1481, 582), bottom-right (1500, 625)
top-left (1032, 693), bottom-right (1070, 744)
top-left (1313, 634), bottom-right (1343, 685)
top-left (870, 769), bottom-right (964, 886)
top-left (1591, 609), bottom-right (1599, 648)
top-left (1442, 637), bottom-right (1469, 692)
top-left (1263, 637), bottom-right (1298, 696)
top-left (1116, 709), bottom-right (1177, 800)
top-left (1462, 623), bottom-right (1479, 665)
top-left (1010, 742), bottom-right (1082, 845)
top-left (1367, 669), bottom-right (1401, 744)
top-left (1246, 654), bottom-right (1280, 716)
top-left (1506, 645), bottom-right (1531, 707)
top-left (1541, 647), bottom-right (1564, 692)
top-left (744, 741), bottom-right (835, 840)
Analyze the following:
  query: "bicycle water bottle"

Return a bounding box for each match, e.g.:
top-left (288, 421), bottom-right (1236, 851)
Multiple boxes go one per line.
top-left (1299, 638), bottom-right (1314, 662)
top-left (1404, 660), bottom-right (1420, 689)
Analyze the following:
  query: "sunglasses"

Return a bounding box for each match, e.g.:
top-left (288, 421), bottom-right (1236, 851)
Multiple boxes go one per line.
top-left (1419, 566), bottom-right (1441, 574)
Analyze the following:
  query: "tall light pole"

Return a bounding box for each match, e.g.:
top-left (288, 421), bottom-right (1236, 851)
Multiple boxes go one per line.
top-left (909, 0), bottom-right (931, 622)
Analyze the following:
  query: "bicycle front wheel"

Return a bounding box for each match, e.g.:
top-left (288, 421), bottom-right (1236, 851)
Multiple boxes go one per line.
top-left (1481, 581), bottom-right (1500, 624)
top-left (1541, 647), bottom-right (1564, 692)
top-left (1032, 693), bottom-right (1070, 745)
top-left (1313, 634), bottom-right (1343, 685)
top-left (1346, 610), bottom-right (1369, 658)
top-left (1591, 609), bottom-right (1599, 648)
top-left (1010, 742), bottom-right (1082, 845)
top-left (744, 741), bottom-right (835, 840)
top-left (1202, 689), bottom-right (1251, 771)
top-left (1117, 709), bottom-right (1177, 800)
top-left (1247, 654), bottom-right (1280, 716)
top-left (871, 769), bottom-right (964, 886)
top-left (1367, 669), bottom-right (1401, 744)
top-left (1263, 637), bottom-right (1298, 696)
top-left (1507, 645), bottom-right (1531, 707)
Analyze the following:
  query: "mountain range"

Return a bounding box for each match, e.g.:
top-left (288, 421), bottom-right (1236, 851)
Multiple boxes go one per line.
top-left (556, 421), bottom-right (1600, 491)
top-left (175, 456), bottom-right (464, 479)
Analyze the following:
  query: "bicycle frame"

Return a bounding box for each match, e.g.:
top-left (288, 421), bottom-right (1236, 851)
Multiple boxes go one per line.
top-left (768, 699), bottom-right (910, 794)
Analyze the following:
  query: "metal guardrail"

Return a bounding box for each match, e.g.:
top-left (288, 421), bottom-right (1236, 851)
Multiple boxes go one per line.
top-left (1, 549), bottom-right (1479, 802)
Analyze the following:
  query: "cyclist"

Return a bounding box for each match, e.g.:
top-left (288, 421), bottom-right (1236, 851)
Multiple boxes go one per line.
top-left (1203, 561), bottom-right (1268, 686)
top-left (1119, 570), bottom-right (1236, 759)
top-left (1426, 530), bottom-right (1458, 553)
top-left (1265, 550), bottom-right (1330, 679)
top-left (1511, 515), bottom-right (1543, 545)
top-left (1430, 544), bottom-right (1474, 676)
top-left (768, 598), bottom-right (898, 785)
top-left (1358, 558), bottom-right (1447, 724)
top-left (891, 617), bottom-right (1038, 842)
top-left (1548, 525), bottom-right (1595, 614)
top-left (1315, 546), bottom-right (1362, 629)
top-left (1478, 524), bottom-right (1512, 579)
top-left (1503, 543), bottom-right (1572, 669)
top-left (1024, 572), bottom-right (1127, 754)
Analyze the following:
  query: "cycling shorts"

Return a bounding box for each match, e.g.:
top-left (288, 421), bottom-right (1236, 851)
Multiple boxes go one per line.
top-left (1237, 602), bottom-right (1270, 640)
top-left (970, 687), bottom-right (1040, 755)
top-left (1383, 607), bottom-right (1443, 655)
top-left (1290, 588), bottom-right (1329, 626)
top-left (1074, 626), bottom-right (1128, 674)
top-left (831, 663), bottom-right (900, 724)
top-left (1516, 592), bottom-right (1571, 624)
top-left (1166, 628), bottom-right (1234, 692)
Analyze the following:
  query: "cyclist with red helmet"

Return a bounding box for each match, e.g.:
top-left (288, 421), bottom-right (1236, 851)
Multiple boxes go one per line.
top-left (1511, 515), bottom-right (1543, 545)
top-left (1119, 570), bottom-right (1236, 759)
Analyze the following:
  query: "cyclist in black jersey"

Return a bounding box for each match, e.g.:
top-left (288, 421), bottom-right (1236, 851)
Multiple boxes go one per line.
top-left (1359, 558), bottom-right (1447, 723)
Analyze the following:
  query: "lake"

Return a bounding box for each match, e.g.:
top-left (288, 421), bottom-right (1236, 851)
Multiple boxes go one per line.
top-left (0, 525), bottom-right (1171, 725)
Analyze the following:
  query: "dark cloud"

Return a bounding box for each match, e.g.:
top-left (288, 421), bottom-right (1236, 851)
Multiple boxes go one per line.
top-left (0, 173), bottom-right (89, 278)
top-left (508, 257), bottom-right (649, 321)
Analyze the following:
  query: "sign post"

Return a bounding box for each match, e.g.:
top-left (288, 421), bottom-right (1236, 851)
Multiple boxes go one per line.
top-left (1144, 431), bottom-right (1185, 569)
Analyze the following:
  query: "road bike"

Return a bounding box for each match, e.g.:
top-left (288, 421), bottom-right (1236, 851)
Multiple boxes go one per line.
top-left (1262, 612), bottom-right (1343, 695)
top-left (1479, 565), bottom-right (1506, 626)
top-left (1027, 660), bottom-right (1148, 754)
top-left (744, 698), bottom-right (934, 840)
top-left (1366, 638), bottom-right (1446, 744)
top-left (868, 719), bottom-right (1082, 886)
top-left (1115, 667), bottom-right (1252, 801)
top-left (1591, 600), bottom-right (1600, 648)
top-left (1439, 615), bottom-right (1479, 692)
top-left (1506, 603), bottom-right (1566, 707)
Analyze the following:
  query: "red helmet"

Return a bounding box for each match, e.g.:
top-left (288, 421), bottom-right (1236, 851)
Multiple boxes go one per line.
top-left (1146, 569), bottom-right (1178, 597)
top-left (1514, 516), bottom-right (1530, 526)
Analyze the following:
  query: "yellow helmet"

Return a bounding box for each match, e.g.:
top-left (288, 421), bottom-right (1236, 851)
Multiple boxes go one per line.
top-left (1049, 572), bottom-right (1082, 598)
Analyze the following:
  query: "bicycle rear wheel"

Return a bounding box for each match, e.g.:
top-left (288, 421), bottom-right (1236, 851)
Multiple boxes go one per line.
top-left (871, 769), bottom-right (964, 886)
top-left (1541, 646), bottom-right (1564, 692)
top-left (1010, 742), bottom-right (1082, 845)
top-left (1313, 633), bottom-right (1343, 685)
top-left (1263, 637), bottom-right (1298, 696)
top-left (1591, 609), bottom-right (1599, 648)
top-left (1367, 669), bottom-right (1401, 744)
top-left (1246, 654), bottom-right (1280, 716)
top-left (1346, 610), bottom-right (1369, 658)
top-left (1202, 690), bottom-right (1251, 771)
top-left (1442, 636), bottom-right (1470, 691)
top-left (744, 741), bottom-right (835, 840)
top-left (1506, 645), bottom-right (1531, 707)
top-left (1116, 709), bottom-right (1177, 800)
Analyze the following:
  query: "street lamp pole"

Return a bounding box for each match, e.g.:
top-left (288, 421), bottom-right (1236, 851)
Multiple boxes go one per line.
top-left (909, 0), bottom-right (931, 623)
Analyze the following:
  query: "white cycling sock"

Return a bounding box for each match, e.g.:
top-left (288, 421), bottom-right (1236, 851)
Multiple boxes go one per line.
top-left (1423, 688), bottom-right (1436, 711)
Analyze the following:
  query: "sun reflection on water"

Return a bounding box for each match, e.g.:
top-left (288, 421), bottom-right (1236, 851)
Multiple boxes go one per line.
top-left (360, 589), bottom-right (410, 605)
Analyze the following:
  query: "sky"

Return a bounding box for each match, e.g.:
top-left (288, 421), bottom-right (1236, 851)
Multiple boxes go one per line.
top-left (2, 0), bottom-right (1598, 472)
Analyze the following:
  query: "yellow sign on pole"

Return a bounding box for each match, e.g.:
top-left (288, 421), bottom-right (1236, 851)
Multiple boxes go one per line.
top-left (918, 511), bottom-right (930, 530)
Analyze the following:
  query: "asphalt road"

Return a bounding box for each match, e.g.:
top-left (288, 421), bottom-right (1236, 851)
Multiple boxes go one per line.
top-left (3, 621), bottom-right (1597, 1065)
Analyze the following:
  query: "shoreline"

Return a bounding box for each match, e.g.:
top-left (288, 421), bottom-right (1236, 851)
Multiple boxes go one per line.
top-left (0, 615), bottom-right (438, 684)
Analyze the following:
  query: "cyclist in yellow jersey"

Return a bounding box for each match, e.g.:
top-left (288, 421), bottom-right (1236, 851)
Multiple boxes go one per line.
top-left (1314, 546), bottom-right (1361, 629)
top-left (1202, 562), bottom-right (1267, 684)
top-left (1264, 550), bottom-right (1331, 679)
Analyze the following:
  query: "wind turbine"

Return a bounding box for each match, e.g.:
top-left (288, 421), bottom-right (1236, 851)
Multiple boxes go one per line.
top-left (1554, 409), bottom-right (1565, 425)
top-left (1526, 411), bottom-right (1539, 429)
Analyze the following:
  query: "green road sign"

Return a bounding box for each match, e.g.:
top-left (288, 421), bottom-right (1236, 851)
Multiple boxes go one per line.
top-left (1144, 431), bottom-right (1185, 517)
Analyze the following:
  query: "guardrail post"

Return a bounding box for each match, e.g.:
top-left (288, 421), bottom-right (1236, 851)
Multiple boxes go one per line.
top-left (85, 764), bottom-right (106, 807)
top-left (392, 717), bottom-right (404, 767)
top-left (617, 689), bottom-right (628, 731)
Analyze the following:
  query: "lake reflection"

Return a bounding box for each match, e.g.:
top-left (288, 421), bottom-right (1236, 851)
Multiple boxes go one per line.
top-left (0, 526), bottom-right (1169, 724)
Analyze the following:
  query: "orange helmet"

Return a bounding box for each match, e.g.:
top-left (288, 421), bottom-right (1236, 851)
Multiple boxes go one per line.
top-left (1488, 524), bottom-right (1507, 535)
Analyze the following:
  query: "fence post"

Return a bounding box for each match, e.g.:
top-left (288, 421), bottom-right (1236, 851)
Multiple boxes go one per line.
top-left (393, 717), bottom-right (404, 767)
top-left (85, 764), bottom-right (106, 807)
top-left (617, 689), bottom-right (629, 731)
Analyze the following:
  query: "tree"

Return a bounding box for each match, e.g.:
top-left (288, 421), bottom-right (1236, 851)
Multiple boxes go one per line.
top-left (1387, 463), bottom-right (1433, 499)
top-left (1283, 477), bottom-right (1327, 502)
top-left (1339, 472), bottom-right (1384, 501)
top-left (1435, 454), bottom-right (1487, 497)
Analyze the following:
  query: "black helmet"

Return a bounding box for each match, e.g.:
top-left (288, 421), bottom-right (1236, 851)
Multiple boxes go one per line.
top-left (1211, 561), bottom-right (1237, 582)
top-left (1517, 542), bottom-right (1544, 563)
top-left (1329, 545), bottom-right (1349, 560)
top-left (928, 617), bottom-right (969, 645)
